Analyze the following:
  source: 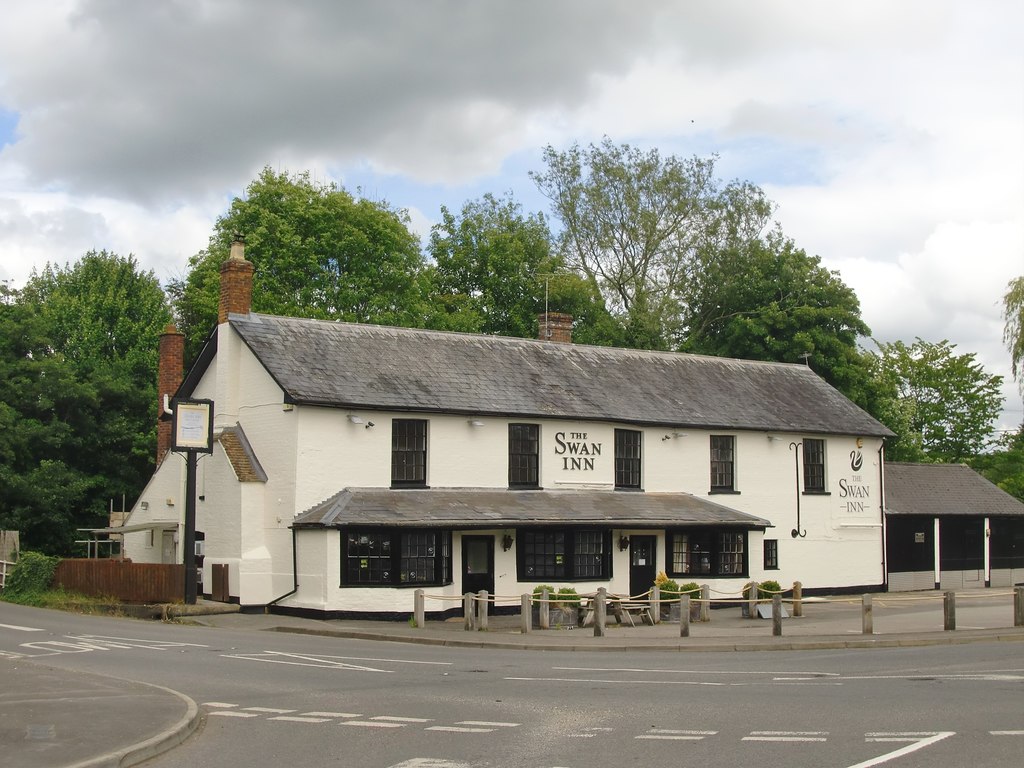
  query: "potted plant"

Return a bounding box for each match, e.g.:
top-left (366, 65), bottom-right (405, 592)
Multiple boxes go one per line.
top-left (654, 572), bottom-right (701, 621)
top-left (550, 586), bottom-right (580, 629)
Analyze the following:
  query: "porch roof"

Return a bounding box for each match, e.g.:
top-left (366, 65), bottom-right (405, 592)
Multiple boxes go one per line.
top-left (292, 488), bottom-right (771, 530)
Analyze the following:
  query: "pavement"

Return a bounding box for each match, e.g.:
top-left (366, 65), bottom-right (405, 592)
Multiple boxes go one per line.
top-left (3, 589), bottom-right (1022, 768)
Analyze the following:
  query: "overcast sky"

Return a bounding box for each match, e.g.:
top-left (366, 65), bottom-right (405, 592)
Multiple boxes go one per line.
top-left (1, 0), bottom-right (1021, 428)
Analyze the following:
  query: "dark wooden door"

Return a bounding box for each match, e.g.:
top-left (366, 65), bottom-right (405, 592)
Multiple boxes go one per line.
top-left (629, 535), bottom-right (657, 599)
top-left (462, 536), bottom-right (494, 611)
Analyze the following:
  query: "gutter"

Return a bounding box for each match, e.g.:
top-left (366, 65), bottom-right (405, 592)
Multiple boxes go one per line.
top-left (266, 526), bottom-right (299, 611)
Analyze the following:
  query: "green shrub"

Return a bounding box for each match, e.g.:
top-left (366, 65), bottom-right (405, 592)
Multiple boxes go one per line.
top-left (655, 577), bottom-right (680, 597)
top-left (758, 580), bottom-right (782, 599)
top-left (678, 582), bottom-right (701, 597)
top-left (3, 551), bottom-right (59, 598)
top-left (532, 584), bottom-right (555, 603)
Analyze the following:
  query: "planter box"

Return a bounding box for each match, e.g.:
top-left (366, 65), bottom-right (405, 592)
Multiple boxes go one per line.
top-left (661, 599), bottom-right (702, 622)
top-left (532, 605), bottom-right (579, 629)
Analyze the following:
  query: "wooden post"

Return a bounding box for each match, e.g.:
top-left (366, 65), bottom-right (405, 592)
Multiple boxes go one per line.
top-left (413, 589), bottom-right (425, 628)
top-left (594, 587), bottom-right (607, 637)
top-left (943, 591), bottom-right (956, 631)
top-left (792, 581), bottom-right (803, 617)
top-left (520, 593), bottom-right (532, 634)
top-left (772, 593), bottom-right (783, 636)
top-left (700, 584), bottom-right (710, 622)
top-left (651, 585), bottom-right (661, 625)
top-left (463, 592), bottom-right (474, 631)
top-left (1015, 586), bottom-right (1024, 627)
top-left (680, 595), bottom-right (690, 638)
top-left (539, 587), bottom-right (550, 629)
top-left (476, 590), bottom-right (489, 631)
top-left (747, 581), bottom-right (759, 619)
top-left (862, 593), bottom-right (873, 635)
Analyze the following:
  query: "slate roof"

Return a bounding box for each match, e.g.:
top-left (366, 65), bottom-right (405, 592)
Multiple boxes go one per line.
top-left (292, 488), bottom-right (772, 529)
top-left (228, 313), bottom-right (892, 436)
top-left (884, 462), bottom-right (1024, 518)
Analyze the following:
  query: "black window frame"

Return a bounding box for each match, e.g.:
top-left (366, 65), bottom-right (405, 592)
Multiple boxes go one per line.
top-left (341, 528), bottom-right (452, 587)
top-left (763, 538), bottom-right (779, 570)
top-left (665, 528), bottom-right (749, 579)
top-left (614, 429), bottom-right (642, 490)
top-left (709, 435), bottom-right (736, 493)
top-left (802, 438), bottom-right (826, 493)
top-left (516, 528), bottom-right (612, 582)
top-left (508, 423), bottom-right (540, 489)
top-left (392, 419), bottom-right (427, 488)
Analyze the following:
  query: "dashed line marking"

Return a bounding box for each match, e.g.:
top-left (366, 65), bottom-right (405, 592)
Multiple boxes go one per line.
top-left (209, 711), bottom-right (260, 718)
top-left (637, 729), bottom-right (717, 741)
top-left (0, 623), bottom-right (45, 632)
top-left (846, 731), bottom-right (955, 768)
top-left (203, 702), bottom-right (237, 709)
top-left (303, 711), bottom-right (361, 718)
top-left (344, 721), bottom-right (407, 728)
top-left (991, 730), bottom-right (1024, 736)
top-left (243, 707), bottom-right (296, 714)
top-left (455, 721), bottom-right (519, 728)
top-left (426, 726), bottom-right (494, 733)
top-left (372, 716), bottom-right (432, 723)
top-left (270, 716), bottom-right (334, 723)
top-left (744, 731), bottom-right (828, 742)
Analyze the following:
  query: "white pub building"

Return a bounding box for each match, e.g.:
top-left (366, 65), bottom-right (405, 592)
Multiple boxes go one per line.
top-left (120, 242), bottom-right (894, 618)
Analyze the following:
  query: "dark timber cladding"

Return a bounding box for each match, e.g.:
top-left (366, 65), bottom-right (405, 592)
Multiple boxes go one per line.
top-left (228, 313), bottom-right (893, 436)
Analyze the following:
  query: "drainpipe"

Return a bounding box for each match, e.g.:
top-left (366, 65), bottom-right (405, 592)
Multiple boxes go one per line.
top-left (266, 527), bottom-right (299, 611)
top-left (878, 443), bottom-right (887, 590)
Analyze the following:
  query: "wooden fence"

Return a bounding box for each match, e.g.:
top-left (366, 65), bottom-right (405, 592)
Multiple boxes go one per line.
top-left (53, 559), bottom-right (184, 604)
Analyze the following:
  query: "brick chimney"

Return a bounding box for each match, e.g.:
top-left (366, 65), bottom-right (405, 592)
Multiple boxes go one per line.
top-left (156, 324), bottom-right (185, 464)
top-left (537, 312), bottom-right (573, 344)
top-left (218, 234), bottom-right (254, 323)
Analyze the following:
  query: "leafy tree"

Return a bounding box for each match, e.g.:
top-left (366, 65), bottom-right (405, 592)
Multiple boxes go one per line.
top-left (869, 338), bottom-right (1003, 462)
top-left (681, 229), bottom-right (873, 403)
top-left (0, 255), bottom-right (169, 555)
top-left (969, 427), bottom-right (1024, 502)
top-left (1004, 276), bottom-right (1024, 393)
top-left (531, 138), bottom-right (772, 350)
top-left (169, 168), bottom-right (429, 358)
top-left (425, 192), bottom-right (622, 345)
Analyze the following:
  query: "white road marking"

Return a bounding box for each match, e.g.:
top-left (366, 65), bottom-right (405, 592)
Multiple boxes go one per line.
top-left (990, 730), bottom-right (1024, 736)
top-left (455, 721), bottom-right (519, 727)
top-left (0, 623), bottom-right (45, 632)
top-left (744, 730), bottom-right (828, 742)
top-left (387, 760), bottom-right (473, 768)
top-left (372, 716), bottom-right (432, 723)
top-left (209, 711), bottom-right (260, 718)
top-left (203, 702), bottom-right (237, 708)
top-left (243, 707), bottom-right (296, 713)
top-left (638, 729), bottom-right (717, 741)
top-left (223, 651), bottom-right (391, 673)
top-left (0, 651), bottom-right (23, 660)
top-left (554, 665), bottom-right (838, 677)
top-left (505, 676), bottom-right (727, 686)
top-left (845, 732), bottom-right (955, 768)
top-left (427, 726), bottom-right (494, 733)
top-left (270, 716), bottom-right (334, 723)
top-left (303, 711), bottom-right (361, 718)
top-left (344, 720), bottom-right (407, 728)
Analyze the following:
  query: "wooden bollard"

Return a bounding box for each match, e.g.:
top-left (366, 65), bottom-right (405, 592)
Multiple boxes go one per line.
top-left (651, 585), bottom-right (661, 625)
top-left (413, 589), bottom-right (425, 628)
top-left (700, 584), bottom-right (710, 622)
top-left (463, 592), bottom-right (474, 631)
top-left (520, 593), bottom-right (532, 634)
top-left (792, 581), bottom-right (803, 617)
top-left (476, 590), bottom-right (489, 631)
top-left (772, 593), bottom-right (782, 636)
top-left (747, 581), bottom-right (759, 619)
top-left (943, 591), bottom-right (956, 631)
top-left (539, 587), bottom-right (550, 629)
top-left (1015, 586), bottom-right (1024, 627)
top-left (680, 595), bottom-right (690, 638)
top-left (594, 587), bottom-right (607, 637)
top-left (862, 593), bottom-right (873, 635)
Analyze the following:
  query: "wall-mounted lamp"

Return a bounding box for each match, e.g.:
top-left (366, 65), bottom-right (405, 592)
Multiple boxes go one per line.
top-left (347, 414), bottom-right (364, 424)
top-left (618, 535), bottom-right (630, 551)
top-left (766, 434), bottom-right (782, 442)
top-left (661, 432), bottom-right (688, 441)
top-left (502, 534), bottom-right (514, 551)
top-left (468, 419), bottom-right (484, 427)
top-left (365, 421), bottom-right (375, 429)
top-left (140, 501), bottom-right (149, 510)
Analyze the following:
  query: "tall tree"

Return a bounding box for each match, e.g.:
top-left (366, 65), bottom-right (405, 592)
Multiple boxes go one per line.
top-left (169, 168), bottom-right (429, 358)
top-left (969, 427), bottom-right (1024, 502)
top-left (870, 338), bottom-right (1003, 462)
top-left (1004, 275), bottom-right (1024, 394)
top-left (682, 229), bottom-right (873, 403)
top-left (0, 254), bottom-right (170, 554)
top-left (531, 138), bottom-right (772, 350)
top-left (425, 193), bottom-right (622, 344)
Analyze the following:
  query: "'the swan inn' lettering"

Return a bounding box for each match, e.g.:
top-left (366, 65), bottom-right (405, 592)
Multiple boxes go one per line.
top-left (554, 431), bottom-right (602, 471)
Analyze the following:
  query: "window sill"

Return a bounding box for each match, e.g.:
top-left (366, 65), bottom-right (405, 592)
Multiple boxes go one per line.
top-left (709, 489), bottom-right (741, 495)
top-left (802, 490), bottom-right (831, 496)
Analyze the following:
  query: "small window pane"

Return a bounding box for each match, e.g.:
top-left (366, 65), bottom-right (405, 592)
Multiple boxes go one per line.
top-left (763, 539), bottom-right (779, 570)
top-left (509, 424), bottom-right (539, 488)
top-left (803, 439), bottom-right (825, 492)
top-left (710, 435), bottom-right (735, 491)
top-left (615, 429), bottom-right (642, 489)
